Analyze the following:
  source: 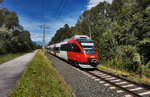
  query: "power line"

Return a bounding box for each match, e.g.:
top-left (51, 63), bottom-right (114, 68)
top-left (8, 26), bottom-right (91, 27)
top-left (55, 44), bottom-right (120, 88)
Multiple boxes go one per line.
top-left (46, 0), bottom-right (63, 41)
top-left (43, 0), bottom-right (69, 44)
top-left (48, 0), bottom-right (63, 30)
top-left (49, 0), bottom-right (69, 33)
top-left (51, 0), bottom-right (69, 28)
top-left (50, 0), bottom-right (63, 23)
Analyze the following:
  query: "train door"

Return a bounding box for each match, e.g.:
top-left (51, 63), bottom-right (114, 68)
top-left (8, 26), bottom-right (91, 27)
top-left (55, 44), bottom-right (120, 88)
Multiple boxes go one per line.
top-left (60, 44), bottom-right (68, 60)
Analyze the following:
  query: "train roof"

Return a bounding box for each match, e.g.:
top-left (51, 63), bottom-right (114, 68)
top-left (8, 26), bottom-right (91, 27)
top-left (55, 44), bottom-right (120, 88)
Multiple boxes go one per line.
top-left (49, 35), bottom-right (90, 46)
top-left (71, 35), bottom-right (90, 39)
top-left (62, 35), bottom-right (90, 42)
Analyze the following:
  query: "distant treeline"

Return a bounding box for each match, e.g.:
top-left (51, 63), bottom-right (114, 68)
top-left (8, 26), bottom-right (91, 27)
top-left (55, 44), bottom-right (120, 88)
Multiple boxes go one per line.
top-left (50, 0), bottom-right (150, 75)
top-left (0, 7), bottom-right (39, 54)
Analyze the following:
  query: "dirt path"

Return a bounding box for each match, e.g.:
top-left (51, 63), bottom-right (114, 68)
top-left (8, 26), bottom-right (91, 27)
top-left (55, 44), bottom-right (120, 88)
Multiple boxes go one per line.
top-left (0, 50), bottom-right (37, 97)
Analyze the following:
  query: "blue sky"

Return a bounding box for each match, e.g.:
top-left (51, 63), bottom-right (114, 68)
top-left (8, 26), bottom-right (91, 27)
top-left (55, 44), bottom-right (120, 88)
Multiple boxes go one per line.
top-left (4, 0), bottom-right (112, 43)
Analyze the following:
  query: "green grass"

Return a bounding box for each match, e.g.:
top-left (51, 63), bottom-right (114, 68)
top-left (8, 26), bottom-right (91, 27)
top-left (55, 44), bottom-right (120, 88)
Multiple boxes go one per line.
top-left (10, 50), bottom-right (73, 97)
top-left (99, 65), bottom-right (150, 85)
top-left (0, 52), bottom-right (29, 64)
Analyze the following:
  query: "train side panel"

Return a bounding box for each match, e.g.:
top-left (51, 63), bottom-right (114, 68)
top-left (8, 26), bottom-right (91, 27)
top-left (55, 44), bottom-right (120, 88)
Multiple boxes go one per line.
top-left (60, 51), bottom-right (68, 60)
top-left (67, 40), bottom-right (87, 63)
top-left (59, 42), bottom-right (68, 60)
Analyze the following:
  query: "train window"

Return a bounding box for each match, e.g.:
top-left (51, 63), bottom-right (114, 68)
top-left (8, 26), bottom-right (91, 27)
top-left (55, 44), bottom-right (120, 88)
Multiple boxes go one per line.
top-left (60, 44), bottom-right (67, 51)
top-left (70, 43), bottom-right (82, 53)
top-left (60, 43), bottom-right (81, 53)
top-left (68, 43), bottom-right (73, 51)
top-left (77, 39), bottom-right (96, 54)
top-left (60, 45), bottom-right (64, 51)
top-left (54, 47), bottom-right (60, 53)
top-left (74, 43), bottom-right (82, 53)
top-left (66, 44), bottom-right (71, 51)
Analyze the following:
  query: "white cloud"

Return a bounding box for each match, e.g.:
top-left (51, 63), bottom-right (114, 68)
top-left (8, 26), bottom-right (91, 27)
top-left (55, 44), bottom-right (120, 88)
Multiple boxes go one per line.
top-left (87, 0), bottom-right (112, 10)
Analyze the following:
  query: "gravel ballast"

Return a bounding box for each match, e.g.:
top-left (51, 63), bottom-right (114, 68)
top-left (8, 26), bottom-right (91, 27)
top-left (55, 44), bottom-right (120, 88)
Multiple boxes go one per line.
top-left (46, 53), bottom-right (127, 97)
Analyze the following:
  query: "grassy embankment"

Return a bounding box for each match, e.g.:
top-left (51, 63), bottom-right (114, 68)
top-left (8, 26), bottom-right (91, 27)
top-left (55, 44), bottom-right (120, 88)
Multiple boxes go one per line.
top-left (98, 65), bottom-right (150, 85)
top-left (0, 52), bottom-right (28, 64)
top-left (10, 50), bottom-right (73, 97)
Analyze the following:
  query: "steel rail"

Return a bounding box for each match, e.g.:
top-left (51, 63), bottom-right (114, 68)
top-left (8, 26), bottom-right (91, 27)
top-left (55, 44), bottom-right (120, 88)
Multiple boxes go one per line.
top-left (84, 70), bottom-right (142, 97)
top-left (96, 69), bottom-right (150, 91)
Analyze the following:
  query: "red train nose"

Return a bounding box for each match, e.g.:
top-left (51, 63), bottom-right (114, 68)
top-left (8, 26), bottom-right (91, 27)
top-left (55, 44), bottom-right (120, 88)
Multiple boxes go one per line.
top-left (87, 58), bottom-right (97, 64)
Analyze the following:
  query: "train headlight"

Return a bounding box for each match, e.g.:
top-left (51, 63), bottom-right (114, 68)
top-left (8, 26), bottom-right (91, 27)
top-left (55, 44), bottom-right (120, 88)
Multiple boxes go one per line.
top-left (88, 58), bottom-right (97, 64)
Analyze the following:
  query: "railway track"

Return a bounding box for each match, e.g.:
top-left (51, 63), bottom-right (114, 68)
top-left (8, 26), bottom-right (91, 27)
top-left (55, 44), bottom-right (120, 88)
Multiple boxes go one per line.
top-left (48, 53), bottom-right (150, 97)
top-left (83, 69), bottom-right (150, 97)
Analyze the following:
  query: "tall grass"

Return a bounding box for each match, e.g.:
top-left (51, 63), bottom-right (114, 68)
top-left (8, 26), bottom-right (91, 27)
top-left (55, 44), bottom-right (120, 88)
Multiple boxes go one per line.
top-left (0, 52), bottom-right (28, 64)
top-left (100, 58), bottom-right (150, 79)
top-left (99, 65), bottom-right (150, 85)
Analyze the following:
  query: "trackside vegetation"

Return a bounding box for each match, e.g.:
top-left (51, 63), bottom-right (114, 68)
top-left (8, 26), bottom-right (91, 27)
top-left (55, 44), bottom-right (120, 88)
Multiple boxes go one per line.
top-left (49, 0), bottom-right (150, 81)
top-left (0, 0), bottom-right (39, 55)
top-left (0, 52), bottom-right (28, 64)
top-left (10, 50), bottom-right (73, 97)
top-left (99, 65), bottom-right (150, 85)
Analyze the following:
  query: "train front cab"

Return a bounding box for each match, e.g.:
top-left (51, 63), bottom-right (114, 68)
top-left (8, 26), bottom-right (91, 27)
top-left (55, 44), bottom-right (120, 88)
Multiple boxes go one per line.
top-left (67, 39), bottom-right (99, 68)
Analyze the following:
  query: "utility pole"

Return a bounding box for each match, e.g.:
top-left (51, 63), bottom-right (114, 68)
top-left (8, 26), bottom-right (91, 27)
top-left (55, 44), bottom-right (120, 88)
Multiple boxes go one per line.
top-left (40, 24), bottom-right (49, 54)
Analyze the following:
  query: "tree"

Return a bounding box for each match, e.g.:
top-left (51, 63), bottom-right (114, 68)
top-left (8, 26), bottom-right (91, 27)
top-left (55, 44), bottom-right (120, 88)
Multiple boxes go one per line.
top-left (0, 7), bottom-right (36, 54)
top-left (0, 0), bottom-right (3, 4)
top-left (0, 9), bottom-right (4, 26)
top-left (10, 30), bottom-right (34, 52)
top-left (76, 16), bottom-right (92, 38)
top-left (49, 0), bottom-right (150, 73)
top-left (49, 24), bottom-right (74, 44)
top-left (0, 28), bottom-right (12, 54)
top-left (0, 8), bottom-right (22, 31)
top-left (4, 11), bottom-right (19, 30)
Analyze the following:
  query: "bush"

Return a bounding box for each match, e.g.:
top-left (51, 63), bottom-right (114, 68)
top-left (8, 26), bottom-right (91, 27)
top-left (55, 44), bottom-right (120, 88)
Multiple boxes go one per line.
top-left (146, 61), bottom-right (150, 69)
top-left (132, 53), bottom-right (141, 72)
top-left (133, 53), bottom-right (141, 65)
top-left (111, 45), bottom-right (139, 72)
top-left (22, 41), bottom-right (32, 51)
top-left (138, 65), bottom-right (150, 78)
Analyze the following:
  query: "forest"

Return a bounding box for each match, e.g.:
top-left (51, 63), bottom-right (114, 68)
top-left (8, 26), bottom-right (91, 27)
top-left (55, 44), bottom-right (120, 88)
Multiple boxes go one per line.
top-left (0, 0), bottom-right (37, 54)
top-left (49, 0), bottom-right (150, 76)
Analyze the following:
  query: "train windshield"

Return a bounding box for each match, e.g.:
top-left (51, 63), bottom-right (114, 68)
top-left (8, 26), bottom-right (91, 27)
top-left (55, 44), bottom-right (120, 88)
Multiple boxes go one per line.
top-left (77, 39), bottom-right (96, 54)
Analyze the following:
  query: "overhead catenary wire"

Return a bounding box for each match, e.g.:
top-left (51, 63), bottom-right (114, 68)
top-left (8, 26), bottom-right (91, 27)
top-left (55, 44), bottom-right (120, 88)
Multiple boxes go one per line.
top-left (46, 0), bottom-right (63, 40)
top-left (51, 0), bottom-right (69, 27)
top-left (48, 0), bottom-right (69, 44)
top-left (50, 0), bottom-right (63, 24)
top-left (49, 0), bottom-right (69, 32)
top-left (48, 0), bottom-right (63, 32)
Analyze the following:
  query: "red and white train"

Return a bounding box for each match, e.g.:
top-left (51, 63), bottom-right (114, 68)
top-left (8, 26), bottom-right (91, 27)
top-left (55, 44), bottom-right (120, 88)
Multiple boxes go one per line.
top-left (47, 35), bottom-right (99, 68)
